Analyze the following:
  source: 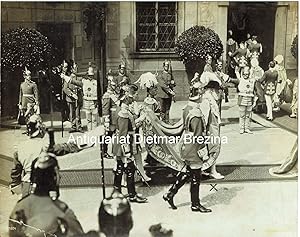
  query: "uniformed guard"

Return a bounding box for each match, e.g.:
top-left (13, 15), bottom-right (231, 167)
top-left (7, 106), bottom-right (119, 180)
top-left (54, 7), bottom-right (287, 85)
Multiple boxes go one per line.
top-left (10, 135), bottom-right (91, 198)
top-left (102, 73), bottom-right (121, 158)
top-left (115, 63), bottom-right (131, 97)
top-left (163, 82), bottom-right (212, 213)
top-left (61, 61), bottom-right (83, 133)
top-left (9, 148), bottom-right (84, 237)
top-left (98, 190), bottom-right (133, 237)
top-left (157, 60), bottom-right (176, 123)
top-left (18, 67), bottom-right (40, 115)
top-left (112, 84), bottom-right (147, 203)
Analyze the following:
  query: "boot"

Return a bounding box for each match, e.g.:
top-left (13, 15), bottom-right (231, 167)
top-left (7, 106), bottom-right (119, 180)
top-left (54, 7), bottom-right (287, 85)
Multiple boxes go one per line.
top-left (163, 172), bottom-right (189, 210)
top-left (244, 112), bottom-right (253, 134)
top-left (113, 160), bottom-right (124, 193)
top-left (126, 161), bottom-right (147, 203)
top-left (239, 115), bottom-right (245, 134)
top-left (190, 169), bottom-right (211, 213)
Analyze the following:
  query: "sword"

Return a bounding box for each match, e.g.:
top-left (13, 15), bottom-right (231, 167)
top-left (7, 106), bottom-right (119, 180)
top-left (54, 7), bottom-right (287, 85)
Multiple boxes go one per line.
top-left (133, 160), bottom-right (151, 189)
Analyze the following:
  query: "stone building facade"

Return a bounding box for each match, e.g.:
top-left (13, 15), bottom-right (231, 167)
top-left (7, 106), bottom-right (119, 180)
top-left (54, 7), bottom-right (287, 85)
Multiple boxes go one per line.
top-left (1, 1), bottom-right (298, 116)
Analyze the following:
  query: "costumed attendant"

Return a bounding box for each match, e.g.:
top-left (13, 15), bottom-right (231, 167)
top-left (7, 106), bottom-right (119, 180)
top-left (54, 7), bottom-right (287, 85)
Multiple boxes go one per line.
top-left (274, 55), bottom-right (288, 111)
top-left (163, 82), bottom-right (211, 213)
top-left (112, 84), bottom-right (147, 203)
top-left (249, 58), bottom-right (265, 113)
top-left (258, 61), bottom-right (278, 121)
top-left (289, 78), bottom-right (298, 118)
top-left (229, 66), bottom-right (256, 134)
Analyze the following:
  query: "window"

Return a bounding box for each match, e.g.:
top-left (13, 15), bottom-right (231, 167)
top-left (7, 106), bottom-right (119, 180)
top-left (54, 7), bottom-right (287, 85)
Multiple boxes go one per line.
top-left (136, 2), bottom-right (177, 52)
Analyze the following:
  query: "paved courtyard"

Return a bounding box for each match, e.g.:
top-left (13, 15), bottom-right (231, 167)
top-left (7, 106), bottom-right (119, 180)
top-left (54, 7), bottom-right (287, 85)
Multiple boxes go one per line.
top-left (0, 99), bottom-right (298, 237)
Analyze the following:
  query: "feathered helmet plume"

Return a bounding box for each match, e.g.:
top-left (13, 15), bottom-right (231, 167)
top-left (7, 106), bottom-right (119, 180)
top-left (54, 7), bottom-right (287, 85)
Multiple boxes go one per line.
top-left (136, 72), bottom-right (158, 89)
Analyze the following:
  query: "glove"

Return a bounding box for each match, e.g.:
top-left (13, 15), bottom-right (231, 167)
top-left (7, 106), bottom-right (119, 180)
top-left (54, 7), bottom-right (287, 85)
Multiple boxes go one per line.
top-left (18, 104), bottom-right (22, 110)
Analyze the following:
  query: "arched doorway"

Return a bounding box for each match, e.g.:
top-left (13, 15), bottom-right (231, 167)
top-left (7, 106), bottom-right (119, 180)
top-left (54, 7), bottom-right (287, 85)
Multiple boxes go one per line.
top-left (227, 2), bottom-right (277, 70)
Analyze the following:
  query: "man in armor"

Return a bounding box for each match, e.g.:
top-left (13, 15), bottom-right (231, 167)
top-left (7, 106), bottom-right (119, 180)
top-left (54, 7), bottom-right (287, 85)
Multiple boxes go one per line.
top-left (112, 84), bottom-right (147, 203)
top-left (9, 145), bottom-right (84, 237)
top-left (157, 60), bottom-right (176, 123)
top-left (163, 82), bottom-right (212, 213)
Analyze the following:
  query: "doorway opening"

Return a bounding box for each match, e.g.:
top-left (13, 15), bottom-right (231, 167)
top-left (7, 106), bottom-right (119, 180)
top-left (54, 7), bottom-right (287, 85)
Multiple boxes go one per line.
top-left (227, 2), bottom-right (277, 70)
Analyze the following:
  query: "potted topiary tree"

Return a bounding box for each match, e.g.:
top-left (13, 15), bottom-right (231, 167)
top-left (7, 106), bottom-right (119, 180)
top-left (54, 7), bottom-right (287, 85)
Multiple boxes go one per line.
top-left (175, 25), bottom-right (223, 81)
top-left (1, 28), bottom-right (53, 116)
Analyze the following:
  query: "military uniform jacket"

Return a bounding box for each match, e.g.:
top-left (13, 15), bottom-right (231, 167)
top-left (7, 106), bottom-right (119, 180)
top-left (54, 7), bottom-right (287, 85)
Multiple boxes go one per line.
top-left (115, 73), bottom-right (131, 87)
top-left (102, 90), bottom-right (120, 131)
top-left (157, 71), bottom-right (173, 99)
top-left (19, 80), bottom-right (39, 108)
top-left (63, 74), bottom-right (81, 103)
top-left (112, 104), bottom-right (139, 157)
top-left (181, 102), bottom-right (206, 166)
top-left (9, 194), bottom-right (83, 237)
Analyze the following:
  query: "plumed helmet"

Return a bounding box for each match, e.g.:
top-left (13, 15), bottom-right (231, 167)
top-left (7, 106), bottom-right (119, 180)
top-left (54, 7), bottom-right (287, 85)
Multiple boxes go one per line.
top-left (119, 63), bottom-right (126, 69)
top-left (137, 72), bottom-right (158, 89)
top-left (30, 149), bottom-right (59, 188)
top-left (23, 66), bottom-right (31, 76)
top-left (99, 191), bottom-right (133, 237)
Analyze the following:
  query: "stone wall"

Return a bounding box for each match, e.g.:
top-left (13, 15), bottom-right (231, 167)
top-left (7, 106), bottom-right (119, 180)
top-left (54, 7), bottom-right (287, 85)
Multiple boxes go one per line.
top-left (107, 2), bottom-right (228, 100)
top-left (1, 2), bottom-right (99, 72)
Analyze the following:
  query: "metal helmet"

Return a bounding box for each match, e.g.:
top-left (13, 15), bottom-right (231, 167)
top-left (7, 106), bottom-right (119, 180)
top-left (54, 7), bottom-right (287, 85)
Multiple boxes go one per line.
top-left (98, 191), bottom-right (133, 237)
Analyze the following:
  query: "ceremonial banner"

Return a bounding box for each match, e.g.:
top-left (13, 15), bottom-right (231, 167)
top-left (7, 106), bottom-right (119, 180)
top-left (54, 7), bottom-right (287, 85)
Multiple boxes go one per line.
top-left (142, 108), bottom-right (186, 172)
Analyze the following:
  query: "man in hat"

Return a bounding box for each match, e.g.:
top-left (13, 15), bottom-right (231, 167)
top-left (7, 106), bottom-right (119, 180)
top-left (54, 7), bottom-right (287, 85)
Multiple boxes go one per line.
top-left (61, 61), bottom-right (83, 133)
top-left (112, 84), bottom-right (147, 203)
top-left (163, 82), bottom-right (212, 213)
top-left (102, 73), bottom-right (121, 158)
top-left (9, 148), bottom-right (84, 237)
top-left (157, 60), bottom-right (176, 123)
top-left (62, 62), bottom-right (99, 131)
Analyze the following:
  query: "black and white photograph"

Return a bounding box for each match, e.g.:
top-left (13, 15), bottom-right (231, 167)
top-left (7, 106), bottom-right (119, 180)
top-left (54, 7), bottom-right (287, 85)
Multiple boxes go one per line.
top-left (0, 1), bottom-right (298, 237)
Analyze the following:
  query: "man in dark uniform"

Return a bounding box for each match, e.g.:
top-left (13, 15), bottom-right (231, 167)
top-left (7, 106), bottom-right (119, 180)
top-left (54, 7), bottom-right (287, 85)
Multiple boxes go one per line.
top-left (102, 73), bottom-right (121, 158)
top-left (61, 61), bottom-right (82, 133)
top-left (157, 60), bottom-right (175, 123)
top-left (9, 147), bottom-right (84, 237)
top-left (112, 84), bottom-right (147, 203)
top-left (115, 63), bottom-right (131, 97)
top-left (163, 82), bottom-right (212, 213)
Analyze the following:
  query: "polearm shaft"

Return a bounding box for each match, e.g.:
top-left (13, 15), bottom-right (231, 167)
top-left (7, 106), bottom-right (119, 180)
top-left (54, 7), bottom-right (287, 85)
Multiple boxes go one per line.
top-left (100, 142), bottom-right (106, 199)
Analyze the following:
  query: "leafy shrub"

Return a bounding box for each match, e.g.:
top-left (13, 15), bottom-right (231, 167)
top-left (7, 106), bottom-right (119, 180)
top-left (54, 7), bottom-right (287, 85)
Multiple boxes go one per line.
top-left (1, 28), bottom-right (52, 72)
top-left (175, 25), bottom-right (223, 65)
